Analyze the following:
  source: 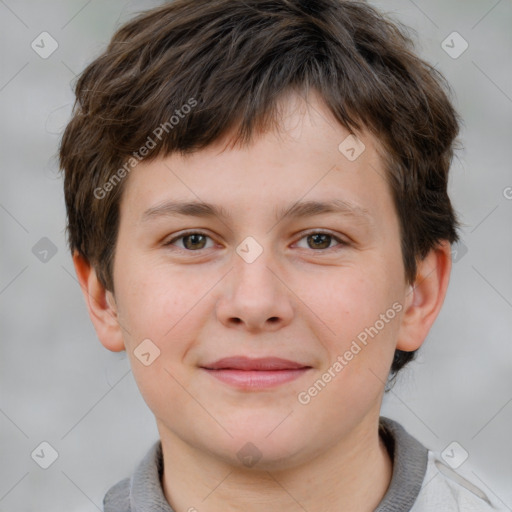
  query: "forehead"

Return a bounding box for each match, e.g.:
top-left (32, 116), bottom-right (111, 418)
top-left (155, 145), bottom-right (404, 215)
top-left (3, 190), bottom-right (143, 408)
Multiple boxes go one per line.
top-left (119, 90), bottom-right (395, 231)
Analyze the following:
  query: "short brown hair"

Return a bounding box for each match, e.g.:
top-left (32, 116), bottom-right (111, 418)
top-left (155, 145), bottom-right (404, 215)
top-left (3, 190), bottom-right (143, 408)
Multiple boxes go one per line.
top-left (59, 0), bottom-right (461, 379)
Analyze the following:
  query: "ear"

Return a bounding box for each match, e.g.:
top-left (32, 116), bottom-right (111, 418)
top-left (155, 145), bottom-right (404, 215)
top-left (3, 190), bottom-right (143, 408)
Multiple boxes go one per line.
top-left (72, 251), bottom-right (125, 352)
top-left (396, 240), bottom-right (452, 352)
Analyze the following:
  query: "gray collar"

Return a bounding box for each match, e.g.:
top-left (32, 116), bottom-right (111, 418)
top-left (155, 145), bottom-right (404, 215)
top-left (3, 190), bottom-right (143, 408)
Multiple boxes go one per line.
top-left (375, 416), bottom-right (428, 511)
top-left (104, 416), bottom-right (428, 511)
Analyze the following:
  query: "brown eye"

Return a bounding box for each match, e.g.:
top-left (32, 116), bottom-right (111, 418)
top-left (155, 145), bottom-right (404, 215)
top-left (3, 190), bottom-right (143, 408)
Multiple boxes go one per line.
top-left (182, 234), bottom-right (208, 250)
top-left (295, 231), bottom-right (346, 251)
top-left (307, 233), bottom-right (332, 250)
top-left (166, 232), bottom-right (213, 251)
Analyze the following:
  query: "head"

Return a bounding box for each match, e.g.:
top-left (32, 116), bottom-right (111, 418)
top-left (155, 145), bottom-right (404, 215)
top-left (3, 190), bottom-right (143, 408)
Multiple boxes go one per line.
top-left (60, 0), bottom-right (460, 468)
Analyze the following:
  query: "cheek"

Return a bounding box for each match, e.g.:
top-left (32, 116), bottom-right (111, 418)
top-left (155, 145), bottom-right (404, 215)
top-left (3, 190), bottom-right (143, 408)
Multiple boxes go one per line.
top-left (312, 271), bottom-right (388, 332)
top-left (299, 306), bottom-right (400, 426)
top-left (115, 260), bottom-right (204, 346)
top-left (309, 268), bottom-right (402, 377)
top-left (114, 262), bottom-right (210, 396)
top-left (117, 272), bottom-right (205, 420)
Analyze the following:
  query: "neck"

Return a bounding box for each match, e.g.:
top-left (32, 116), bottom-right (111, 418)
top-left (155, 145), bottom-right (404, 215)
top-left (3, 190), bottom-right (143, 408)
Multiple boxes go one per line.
top-left (159, 413), bottom-right (393, 512)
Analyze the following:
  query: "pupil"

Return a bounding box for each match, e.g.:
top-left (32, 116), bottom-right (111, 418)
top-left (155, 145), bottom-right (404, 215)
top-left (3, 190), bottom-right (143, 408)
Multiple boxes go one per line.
top-left (185, 234), bottom-right (205, 249)
top-left (310, 234), bottom-right (330, 249)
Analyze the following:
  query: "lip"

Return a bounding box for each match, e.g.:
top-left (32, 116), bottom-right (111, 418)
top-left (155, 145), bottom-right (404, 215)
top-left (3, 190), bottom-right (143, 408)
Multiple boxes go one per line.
top-left (202, 356), bottom-right (309, 371)
top-left (200, 357), bottom-right (312, 390)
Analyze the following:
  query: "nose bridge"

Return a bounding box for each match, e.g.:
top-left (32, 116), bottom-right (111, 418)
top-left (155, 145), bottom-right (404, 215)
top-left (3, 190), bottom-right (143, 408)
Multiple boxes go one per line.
top-left (234, 240), bottom-right (276, 295)
top-left (216, 236), bottom-right (294, 331)
top-left (233, 237), bottom-right (281, 305)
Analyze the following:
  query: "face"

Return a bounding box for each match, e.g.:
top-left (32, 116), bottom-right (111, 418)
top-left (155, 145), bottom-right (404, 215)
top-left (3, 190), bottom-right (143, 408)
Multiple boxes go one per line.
top-left (110, 91), bottom-right (410, 470)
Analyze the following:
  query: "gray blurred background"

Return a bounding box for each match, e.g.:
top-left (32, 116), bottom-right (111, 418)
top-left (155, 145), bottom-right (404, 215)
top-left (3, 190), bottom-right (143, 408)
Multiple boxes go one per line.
top-left (0, 0), bottom-right (511, 510)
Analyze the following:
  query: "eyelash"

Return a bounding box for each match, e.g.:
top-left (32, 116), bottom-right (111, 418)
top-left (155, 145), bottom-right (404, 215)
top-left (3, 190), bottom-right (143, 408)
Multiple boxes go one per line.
top-left (164, 230), bottom-right (348, 253)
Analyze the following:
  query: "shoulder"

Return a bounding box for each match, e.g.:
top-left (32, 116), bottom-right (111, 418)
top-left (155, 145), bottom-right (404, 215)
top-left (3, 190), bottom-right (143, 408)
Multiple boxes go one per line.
top-left (411, 450), bottom-right (507, 512)
top-left (102, 441), bottom-right (172, 512)
top-left (378, 417), bottom-right (507, 512)
top-left (103, 477), bottom-right (130, 512)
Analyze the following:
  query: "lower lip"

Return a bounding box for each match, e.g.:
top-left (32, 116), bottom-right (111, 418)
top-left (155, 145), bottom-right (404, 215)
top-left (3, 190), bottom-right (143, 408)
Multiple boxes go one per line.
top-left (201, 368), bottom-right (310, 390)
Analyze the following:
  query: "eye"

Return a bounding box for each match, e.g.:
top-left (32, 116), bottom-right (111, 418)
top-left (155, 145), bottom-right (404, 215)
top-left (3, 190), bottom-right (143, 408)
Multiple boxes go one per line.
top-left (295, 231), bottom-right (347, 251)
top-left (164, 230), bottom-right (347, 253)
top-left (165, 231), bottom-right (215, 251)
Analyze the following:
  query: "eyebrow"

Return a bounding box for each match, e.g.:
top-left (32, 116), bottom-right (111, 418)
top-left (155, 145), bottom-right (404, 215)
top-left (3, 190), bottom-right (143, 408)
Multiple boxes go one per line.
top-left (141, 198), bottom-right (372, 224)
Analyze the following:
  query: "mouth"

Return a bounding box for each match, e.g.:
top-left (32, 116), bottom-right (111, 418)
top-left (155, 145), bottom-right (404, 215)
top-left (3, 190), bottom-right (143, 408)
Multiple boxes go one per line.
top-left (200, 356), bottom-right (312, 390)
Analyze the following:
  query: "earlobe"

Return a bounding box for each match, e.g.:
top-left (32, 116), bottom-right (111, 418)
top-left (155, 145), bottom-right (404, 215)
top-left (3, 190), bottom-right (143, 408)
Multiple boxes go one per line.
top-left (72, 251), bottom-right (125, 352)
top-left (396, 241), bottom-right (452, 352)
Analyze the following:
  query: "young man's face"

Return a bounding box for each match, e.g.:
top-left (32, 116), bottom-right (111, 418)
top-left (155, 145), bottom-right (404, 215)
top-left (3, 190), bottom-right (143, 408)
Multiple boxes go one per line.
top-left (103, 91), bottom-right (417, 469)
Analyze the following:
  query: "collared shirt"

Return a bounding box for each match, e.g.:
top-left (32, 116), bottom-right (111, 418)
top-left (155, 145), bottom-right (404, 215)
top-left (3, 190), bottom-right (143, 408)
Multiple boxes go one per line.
top-left (103, 416), bottom-right (506, 511)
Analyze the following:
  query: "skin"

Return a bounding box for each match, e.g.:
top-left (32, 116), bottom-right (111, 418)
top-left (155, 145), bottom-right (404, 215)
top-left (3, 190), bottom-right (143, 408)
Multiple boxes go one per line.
top-left (74, 90), bottom-right (451, 512)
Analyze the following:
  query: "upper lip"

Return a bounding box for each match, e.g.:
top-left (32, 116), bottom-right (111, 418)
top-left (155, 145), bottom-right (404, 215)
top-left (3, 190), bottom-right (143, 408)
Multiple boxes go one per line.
top-left (201, 356), bottom-right (311, 371)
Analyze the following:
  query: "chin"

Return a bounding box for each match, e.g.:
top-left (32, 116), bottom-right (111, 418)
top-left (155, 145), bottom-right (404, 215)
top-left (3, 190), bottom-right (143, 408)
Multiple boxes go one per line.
top-left (215, 425), bottom-right (311, 471)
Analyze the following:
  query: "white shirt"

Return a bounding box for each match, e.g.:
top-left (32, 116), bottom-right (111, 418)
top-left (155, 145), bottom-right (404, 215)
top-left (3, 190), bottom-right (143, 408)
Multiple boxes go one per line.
top-left (409, 450), bottom-right (507, 511)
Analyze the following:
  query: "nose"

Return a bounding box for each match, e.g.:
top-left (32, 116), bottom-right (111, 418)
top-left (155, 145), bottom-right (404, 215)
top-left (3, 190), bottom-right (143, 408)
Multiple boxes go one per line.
top-left (215, 246), bottom-right (294, 333)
